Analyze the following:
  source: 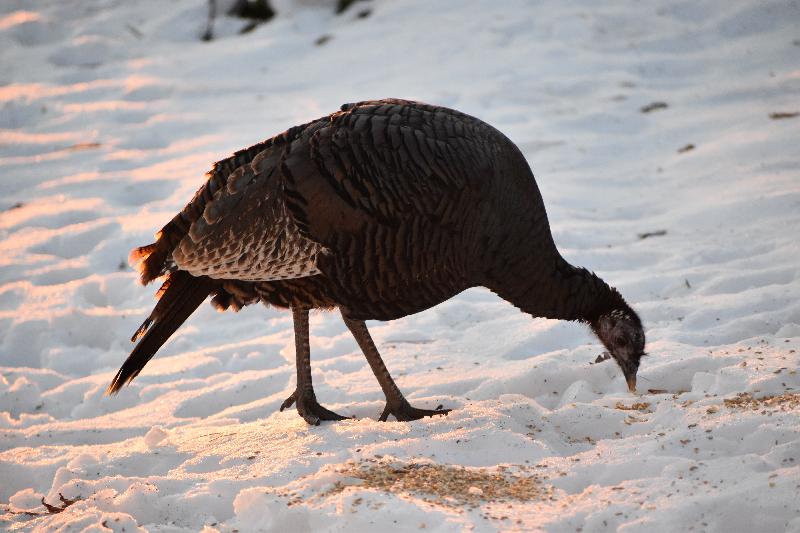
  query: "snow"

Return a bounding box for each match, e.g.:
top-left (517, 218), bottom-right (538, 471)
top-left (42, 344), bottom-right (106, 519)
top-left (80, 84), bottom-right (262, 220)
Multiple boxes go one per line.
top-left (1, 0), bottom-right (799, 530)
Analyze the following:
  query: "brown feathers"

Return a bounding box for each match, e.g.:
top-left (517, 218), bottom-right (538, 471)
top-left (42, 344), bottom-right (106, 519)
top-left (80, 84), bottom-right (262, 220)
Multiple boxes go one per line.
top-left (107, 271), bottom-right (214, 394)
top-left (112, 99), bottom-right (639, 392)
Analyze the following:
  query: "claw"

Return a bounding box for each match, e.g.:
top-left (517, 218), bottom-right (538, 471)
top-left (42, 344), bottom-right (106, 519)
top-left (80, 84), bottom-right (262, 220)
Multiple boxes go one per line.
top-left (279, 388), bottom-right (349, 425)
top-left (380, 399), bottom-right (451, 422)
top-left (279, 391), bottom-right (297, 412)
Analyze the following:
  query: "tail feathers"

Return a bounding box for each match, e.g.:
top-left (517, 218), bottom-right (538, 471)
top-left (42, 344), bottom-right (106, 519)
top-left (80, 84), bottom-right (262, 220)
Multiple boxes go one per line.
top-left (129, 240), bottom-right (172, 286)
top-left (129, 273), bottom-right (185, 342)
top-left (128, 242), bottom-right (157, 268)
top-left (107, 271), bottom-right (214, 395)
top-left (131, 317), bottom-right (153, 342)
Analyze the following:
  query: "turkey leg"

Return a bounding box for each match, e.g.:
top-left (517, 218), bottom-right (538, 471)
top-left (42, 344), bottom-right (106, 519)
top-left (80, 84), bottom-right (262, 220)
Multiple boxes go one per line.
top-left (341, 312), bottom-right (450, 421)
top-left (280, 307), bottom-right (348, 424)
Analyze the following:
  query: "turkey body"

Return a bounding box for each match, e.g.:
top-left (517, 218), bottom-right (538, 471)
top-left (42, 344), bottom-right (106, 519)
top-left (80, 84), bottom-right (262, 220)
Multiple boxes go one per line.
top-left (174, 98), bottom-right (555, 321)
top-left (109, 99), bottom-right (645, 424)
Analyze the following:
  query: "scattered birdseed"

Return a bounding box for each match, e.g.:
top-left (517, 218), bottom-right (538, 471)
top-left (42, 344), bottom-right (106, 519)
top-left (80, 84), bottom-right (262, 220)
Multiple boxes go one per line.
top-left (723, 392), bottom-right (800, 411)
top-left (623, 415), bottom-right (644, 425)
top-left (615, 401), bottom-right (651, 412)
top-left (323, 460), bottom-right (554, 508)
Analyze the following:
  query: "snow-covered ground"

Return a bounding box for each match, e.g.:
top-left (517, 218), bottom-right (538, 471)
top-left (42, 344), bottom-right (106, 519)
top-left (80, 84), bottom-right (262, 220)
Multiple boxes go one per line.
top-left (1, 0), bottom-right (799, 530)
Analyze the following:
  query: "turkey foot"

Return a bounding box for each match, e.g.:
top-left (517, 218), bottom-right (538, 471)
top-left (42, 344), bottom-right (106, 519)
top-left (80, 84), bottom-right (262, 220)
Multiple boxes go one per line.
top-left (379, 399), bottom-right (451, 422)
top-left (280, 388), bottom-right (348, 425)
top-left (341, 313), bottom-right (451, 423)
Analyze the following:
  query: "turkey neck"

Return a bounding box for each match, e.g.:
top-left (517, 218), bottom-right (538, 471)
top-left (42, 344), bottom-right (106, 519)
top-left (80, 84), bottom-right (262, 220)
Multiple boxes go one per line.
top-left (486, 240), bottom-right (624, 325)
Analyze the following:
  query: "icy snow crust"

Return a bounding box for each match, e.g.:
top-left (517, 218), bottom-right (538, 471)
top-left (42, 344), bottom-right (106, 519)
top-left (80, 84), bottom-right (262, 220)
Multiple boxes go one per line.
top-left (1, 0), bottom-right (799, 531)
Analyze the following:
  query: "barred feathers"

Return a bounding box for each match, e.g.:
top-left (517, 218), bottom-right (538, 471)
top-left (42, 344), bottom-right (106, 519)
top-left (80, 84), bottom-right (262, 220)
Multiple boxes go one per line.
top-left (111, 98), bottom-right (620, 392)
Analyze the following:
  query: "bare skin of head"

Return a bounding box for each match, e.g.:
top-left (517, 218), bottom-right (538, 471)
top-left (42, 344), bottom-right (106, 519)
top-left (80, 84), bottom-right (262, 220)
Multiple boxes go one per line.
top-left (592, 309), bottom-right (646, 392)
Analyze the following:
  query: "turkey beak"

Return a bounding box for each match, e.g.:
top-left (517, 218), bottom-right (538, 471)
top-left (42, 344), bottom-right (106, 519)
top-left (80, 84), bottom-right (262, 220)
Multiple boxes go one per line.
top-left (626, 374), bottom-right (637, 394)
top-left (618, 359), bottom-right (638, 393)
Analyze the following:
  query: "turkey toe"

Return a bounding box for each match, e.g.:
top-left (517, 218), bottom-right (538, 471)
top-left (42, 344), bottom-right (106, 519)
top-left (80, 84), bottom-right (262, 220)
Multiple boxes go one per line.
top-left (379, 399), bottom-right (451, 422)
top-left (281, 389), bottom-right (348, 424)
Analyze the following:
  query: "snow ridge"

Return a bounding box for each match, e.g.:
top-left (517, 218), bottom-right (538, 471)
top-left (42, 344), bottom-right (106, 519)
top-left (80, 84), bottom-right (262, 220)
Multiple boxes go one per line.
top-left (1, 0), bottom-right (799, 531)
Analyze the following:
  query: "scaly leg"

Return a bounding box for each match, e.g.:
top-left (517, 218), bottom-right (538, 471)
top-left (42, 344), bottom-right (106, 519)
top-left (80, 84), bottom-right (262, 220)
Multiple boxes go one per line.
top-left (341, 311), bottom-right (450, 422)
top-left (280, 307), bottom-right (348, 425)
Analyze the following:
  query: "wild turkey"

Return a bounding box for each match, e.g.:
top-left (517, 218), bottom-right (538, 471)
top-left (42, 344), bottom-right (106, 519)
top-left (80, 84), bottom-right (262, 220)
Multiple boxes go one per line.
top-left (107, 99), bottom-right (645, 424)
